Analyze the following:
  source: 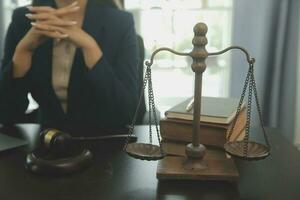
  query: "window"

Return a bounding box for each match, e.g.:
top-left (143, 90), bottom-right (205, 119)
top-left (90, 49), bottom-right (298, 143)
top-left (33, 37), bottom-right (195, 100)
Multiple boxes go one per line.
top-left (125, 0), bottom-right (233, 113)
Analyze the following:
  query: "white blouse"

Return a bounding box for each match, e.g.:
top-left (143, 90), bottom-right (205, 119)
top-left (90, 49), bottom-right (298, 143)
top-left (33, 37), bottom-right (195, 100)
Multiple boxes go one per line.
top-left (52, 39), bottom-right (76, 113)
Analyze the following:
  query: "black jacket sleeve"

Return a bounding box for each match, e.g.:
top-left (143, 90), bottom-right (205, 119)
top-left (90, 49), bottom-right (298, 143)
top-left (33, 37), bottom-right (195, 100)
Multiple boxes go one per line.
top-left (0, 9), bottom-right (29, 123)
top-left (85, 14), bottom-right (139, 125)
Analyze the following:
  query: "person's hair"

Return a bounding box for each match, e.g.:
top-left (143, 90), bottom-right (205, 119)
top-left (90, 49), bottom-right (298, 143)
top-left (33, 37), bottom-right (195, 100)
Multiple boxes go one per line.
top-left (32, 0), bottom-right (118, 8)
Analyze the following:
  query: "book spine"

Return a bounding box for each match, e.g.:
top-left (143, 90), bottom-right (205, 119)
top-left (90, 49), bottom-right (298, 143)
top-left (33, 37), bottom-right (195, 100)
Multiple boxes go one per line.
top-left (160, 120), bottom-right (226, 147)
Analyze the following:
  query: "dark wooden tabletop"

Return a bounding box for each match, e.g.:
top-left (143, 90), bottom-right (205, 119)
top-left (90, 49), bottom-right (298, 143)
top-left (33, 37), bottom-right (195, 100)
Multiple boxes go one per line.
top-left (0, 124), bottom-right (299, 200)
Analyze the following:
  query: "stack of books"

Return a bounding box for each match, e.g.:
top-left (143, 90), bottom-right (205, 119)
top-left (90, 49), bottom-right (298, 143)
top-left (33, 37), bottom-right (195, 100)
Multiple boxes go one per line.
top-left (160, 97), bottom-right (246, 156)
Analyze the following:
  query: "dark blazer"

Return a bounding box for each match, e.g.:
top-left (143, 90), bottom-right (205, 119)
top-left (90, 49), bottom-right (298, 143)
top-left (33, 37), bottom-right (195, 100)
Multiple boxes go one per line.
top-left (0, 0), bottom-right (139, 132)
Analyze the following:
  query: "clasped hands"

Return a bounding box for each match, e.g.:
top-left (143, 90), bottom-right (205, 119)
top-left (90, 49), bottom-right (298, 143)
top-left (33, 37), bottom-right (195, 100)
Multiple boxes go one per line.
top-left (15, 1), bottom-right (102, 72)
top-left (26, 1), bottom-right (94, 49)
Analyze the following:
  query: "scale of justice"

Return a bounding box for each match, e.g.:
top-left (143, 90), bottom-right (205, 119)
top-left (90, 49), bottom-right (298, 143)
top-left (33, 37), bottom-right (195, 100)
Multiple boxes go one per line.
top-left (124, 22), bottom-right (271, 181)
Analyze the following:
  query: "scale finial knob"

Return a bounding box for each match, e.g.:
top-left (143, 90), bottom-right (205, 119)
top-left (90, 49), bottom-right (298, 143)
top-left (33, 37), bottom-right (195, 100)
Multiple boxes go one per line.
top-left (191, 23), bottom-right (208, 73)
top-left (193, 22), bottom-right (208, 36)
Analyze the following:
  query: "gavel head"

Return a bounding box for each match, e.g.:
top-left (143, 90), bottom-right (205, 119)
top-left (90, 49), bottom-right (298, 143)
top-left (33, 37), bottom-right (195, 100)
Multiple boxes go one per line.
top-left (40, 129), bottom-right (76, 157)
top-left (26, 129), bottom-right (93, 175)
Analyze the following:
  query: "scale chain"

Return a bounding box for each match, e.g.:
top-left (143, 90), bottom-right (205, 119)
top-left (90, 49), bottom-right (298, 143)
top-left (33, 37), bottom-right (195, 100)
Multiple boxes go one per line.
top-left (250, 64), bottom-right (270, 148)
top-left (226, 62), bottom-right (270, 158)
top-left (123, 65), bottom-right (151, 150)
top-left (147, 68), bottom-right (163, 152)
top-left (227, 65), bottom-right (252, 140)
top-left (123, 64), bottom-right (163, 153)
top-left (147, 67), bottom-right (153, 144)
top-left (244, 65), bottom-right (254, 157)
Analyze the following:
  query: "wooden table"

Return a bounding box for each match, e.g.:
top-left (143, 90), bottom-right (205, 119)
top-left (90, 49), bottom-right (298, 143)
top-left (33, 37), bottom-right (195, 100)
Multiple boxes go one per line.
top-left (0, 124), bottom-right (299, 200)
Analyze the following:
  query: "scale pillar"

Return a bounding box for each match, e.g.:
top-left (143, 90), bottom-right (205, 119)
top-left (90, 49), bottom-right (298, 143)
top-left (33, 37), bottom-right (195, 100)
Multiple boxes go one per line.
top-left (183, 23), bottom-right (208, 170)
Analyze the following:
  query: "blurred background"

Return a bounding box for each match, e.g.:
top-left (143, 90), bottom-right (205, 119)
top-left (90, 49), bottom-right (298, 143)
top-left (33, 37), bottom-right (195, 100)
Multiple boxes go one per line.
top-left (0, 0), bottom-right (299, 148)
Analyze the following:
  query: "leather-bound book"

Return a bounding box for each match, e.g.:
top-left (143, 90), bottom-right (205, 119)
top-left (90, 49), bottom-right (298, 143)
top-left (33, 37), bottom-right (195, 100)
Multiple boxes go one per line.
top-left (160, 107), bottom-right (246, 148)
top-left (165, 96), bottom-right (245, 124)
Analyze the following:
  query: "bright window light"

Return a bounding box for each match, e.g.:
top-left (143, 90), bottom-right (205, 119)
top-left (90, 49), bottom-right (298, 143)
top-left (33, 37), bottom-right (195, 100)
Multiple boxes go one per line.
top-left (125, 0), bottom-right (233, 113)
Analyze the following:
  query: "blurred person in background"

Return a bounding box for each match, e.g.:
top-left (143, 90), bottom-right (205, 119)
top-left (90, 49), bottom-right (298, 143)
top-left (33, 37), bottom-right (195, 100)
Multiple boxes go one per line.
top-left (0, 0), bottom-right (139, 133)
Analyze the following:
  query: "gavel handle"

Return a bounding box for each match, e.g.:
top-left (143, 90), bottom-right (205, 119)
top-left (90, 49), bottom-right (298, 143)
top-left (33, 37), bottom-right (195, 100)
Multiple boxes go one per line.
top-left (72, 134), bottom-right (137, 142)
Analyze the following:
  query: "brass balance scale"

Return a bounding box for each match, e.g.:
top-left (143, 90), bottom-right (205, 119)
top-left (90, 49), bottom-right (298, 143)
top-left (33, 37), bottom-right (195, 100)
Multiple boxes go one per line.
top-left (124, 22), bottom-right (270, 181)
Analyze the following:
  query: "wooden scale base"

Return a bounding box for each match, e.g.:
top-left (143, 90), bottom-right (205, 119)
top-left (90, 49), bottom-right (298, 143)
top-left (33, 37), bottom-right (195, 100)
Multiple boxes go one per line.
top-left (156, 148), bottom-right (239, 181)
